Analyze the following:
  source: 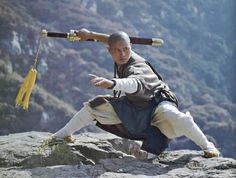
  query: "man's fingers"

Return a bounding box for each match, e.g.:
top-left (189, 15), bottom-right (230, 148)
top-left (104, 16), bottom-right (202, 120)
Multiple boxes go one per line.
top-left (91, 77), bottom-right (103, 83)
top-left (94, 81), bottom-right (101, 86)
top-left (88, 74), bottom-right (112, 88)
top-left (89, 74), bottom-right (100, 84)
top-left (89, 74), bottom-right (104, 86)
top-left (76, 28), bottom-right (90, 41)
top-left (88, 74), bottom-right (98, 79)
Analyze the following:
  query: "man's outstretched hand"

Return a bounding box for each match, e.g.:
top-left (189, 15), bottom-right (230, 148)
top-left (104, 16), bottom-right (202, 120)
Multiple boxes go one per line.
top-left (89, 74), bottom-right (114, 89)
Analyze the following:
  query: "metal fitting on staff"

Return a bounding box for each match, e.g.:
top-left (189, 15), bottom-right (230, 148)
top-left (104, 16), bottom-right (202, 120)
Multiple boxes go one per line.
top-left (41, 29), bottom-right (48, 38)
top-left (67, 30), bottom-right (80, 41)
top-left (152, 38), bottom-right (164, 46)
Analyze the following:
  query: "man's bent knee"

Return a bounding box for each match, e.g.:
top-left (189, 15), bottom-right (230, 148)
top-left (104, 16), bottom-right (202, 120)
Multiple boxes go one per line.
top-left (83, 101), bottom-right (122, 125)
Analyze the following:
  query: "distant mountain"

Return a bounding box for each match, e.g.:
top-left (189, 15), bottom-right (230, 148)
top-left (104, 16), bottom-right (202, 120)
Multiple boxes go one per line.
top-left (0, 0), bottom-right (235, 158)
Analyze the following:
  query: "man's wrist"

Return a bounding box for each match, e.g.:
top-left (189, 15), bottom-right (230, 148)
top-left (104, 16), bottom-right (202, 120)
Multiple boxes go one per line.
top-left (107, 79), bottom-right (116, 89)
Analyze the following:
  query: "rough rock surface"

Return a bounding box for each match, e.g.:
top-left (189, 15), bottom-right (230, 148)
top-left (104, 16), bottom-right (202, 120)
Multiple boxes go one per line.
top-left (0, 131), bottom-right (235, 178)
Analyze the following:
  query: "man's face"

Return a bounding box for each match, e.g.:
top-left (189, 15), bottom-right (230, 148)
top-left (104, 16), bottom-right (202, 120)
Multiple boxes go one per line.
top-left (108, 40), bottom-right (132, 65)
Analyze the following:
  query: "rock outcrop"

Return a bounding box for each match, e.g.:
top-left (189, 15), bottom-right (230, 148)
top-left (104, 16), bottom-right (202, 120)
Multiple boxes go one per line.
top-left (1, 0), bottom-right (236, 158)
top-left (0, 131), bottom-right (235, 178)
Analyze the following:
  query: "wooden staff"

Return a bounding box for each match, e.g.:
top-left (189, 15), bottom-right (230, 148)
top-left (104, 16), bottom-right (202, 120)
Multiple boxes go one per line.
top-left (41, 29), bottom-right (164, 47)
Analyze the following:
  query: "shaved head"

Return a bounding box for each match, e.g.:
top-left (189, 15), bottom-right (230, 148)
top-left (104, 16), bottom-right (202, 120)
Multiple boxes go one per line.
top-left (108, 31), bottom-right (130, 47)
top-left (107, 31), bottom-right (132, 65)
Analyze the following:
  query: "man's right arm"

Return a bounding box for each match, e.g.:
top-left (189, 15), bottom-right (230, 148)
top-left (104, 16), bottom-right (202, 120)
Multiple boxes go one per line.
top-left (111, 78), bottom-right (138, 94)
top-left (89, 74), bottom-right (138, 94)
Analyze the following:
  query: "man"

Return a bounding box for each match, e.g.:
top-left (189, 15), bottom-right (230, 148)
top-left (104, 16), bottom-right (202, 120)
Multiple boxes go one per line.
top-left (51, 29), bottom-right (220, 158)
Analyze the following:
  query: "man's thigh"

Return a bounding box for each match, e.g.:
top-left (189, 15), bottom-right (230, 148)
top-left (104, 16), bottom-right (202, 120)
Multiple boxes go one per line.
top-left (151, 101), bottom-right (186, 138)
top-left (84, 101), bottom-right (122, 125)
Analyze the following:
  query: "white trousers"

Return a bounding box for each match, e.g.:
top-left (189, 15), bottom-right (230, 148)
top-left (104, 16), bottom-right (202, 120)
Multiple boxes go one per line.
top-left (53, 102), bottom-right (121, 138)
top-left (54, 101), bottom-right (214, 151)
top-left (151, 101), bottom-right (211, 150)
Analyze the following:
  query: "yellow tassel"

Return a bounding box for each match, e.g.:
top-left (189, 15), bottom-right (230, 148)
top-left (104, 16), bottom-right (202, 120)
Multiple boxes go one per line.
top-left (15, 68), bottom-right (37, 110)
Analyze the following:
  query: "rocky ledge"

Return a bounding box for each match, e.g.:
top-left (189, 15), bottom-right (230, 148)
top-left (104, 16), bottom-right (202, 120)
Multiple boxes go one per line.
top-left (0, 131), bottom-right (235, 178)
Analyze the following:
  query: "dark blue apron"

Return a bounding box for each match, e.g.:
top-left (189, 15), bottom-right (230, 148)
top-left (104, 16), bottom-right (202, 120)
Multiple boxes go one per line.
top-left (109, 95), bottom-right (169, 155)
top-left (110, 96), bottom-right (156, 134)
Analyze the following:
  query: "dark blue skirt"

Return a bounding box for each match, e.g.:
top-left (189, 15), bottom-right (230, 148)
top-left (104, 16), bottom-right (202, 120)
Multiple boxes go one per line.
top-left (90, 95), bottom-right (169, 155)
top-left (109, 96), bottom-right (169, 155)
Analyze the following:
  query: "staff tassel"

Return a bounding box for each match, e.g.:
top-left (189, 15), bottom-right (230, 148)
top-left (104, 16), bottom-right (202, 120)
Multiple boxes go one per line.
top-left (15, 37), bottom-right (43, 110)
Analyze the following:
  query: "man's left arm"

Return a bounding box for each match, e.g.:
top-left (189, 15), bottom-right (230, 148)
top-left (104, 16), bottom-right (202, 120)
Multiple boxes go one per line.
top-left (76, 29), bottom-right (109, 44)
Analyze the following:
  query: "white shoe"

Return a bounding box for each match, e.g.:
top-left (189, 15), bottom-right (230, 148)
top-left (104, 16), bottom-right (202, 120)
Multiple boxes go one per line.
top-left (48, 135), bottom-right (76, 146)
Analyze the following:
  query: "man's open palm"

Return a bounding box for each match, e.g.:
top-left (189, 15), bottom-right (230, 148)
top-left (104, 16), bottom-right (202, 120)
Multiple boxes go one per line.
top-left (89, 74), bottom-right (114, 89)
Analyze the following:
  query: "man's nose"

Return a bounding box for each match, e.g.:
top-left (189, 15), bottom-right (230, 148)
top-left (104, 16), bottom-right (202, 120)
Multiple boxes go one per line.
top-left (120, 50), bottom-right (125, 56)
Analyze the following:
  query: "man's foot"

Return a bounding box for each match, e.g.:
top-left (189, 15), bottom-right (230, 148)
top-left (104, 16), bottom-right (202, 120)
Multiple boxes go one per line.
top-left (204, 149), bottom-right (220, 158)
top-left (132, 148), bottom-right (148, 160)
top-left (203, 142), bottom-right (220, 158)
top-left (63, 135), bottom-right (76, 143)
top-left (48, 135), bottom-right (76, 146)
